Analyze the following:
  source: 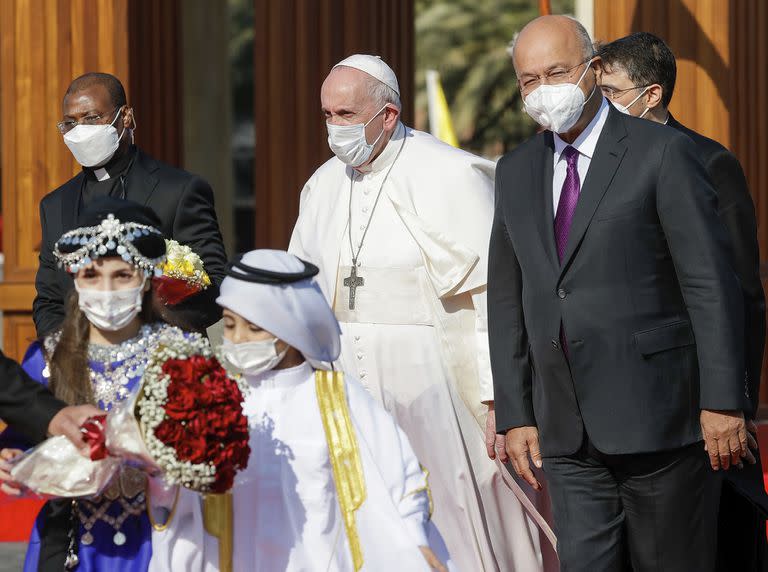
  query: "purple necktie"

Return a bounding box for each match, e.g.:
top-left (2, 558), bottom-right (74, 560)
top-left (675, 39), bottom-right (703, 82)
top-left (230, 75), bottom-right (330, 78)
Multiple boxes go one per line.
top-left (554, 146), bottom-right (580, 356)
top-left (554, 145), bottom-right (581, 262)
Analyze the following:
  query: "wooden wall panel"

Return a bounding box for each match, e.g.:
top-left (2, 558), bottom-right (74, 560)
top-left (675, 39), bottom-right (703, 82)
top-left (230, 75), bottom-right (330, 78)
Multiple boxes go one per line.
top-left (253, 0), bottom-right (414, 249)
top-left (0, 0), bottom-right (130, 361)
top-left (127, 0), bottom-right (182, 167)
top-left (594, 0), bottom-right (768, 411)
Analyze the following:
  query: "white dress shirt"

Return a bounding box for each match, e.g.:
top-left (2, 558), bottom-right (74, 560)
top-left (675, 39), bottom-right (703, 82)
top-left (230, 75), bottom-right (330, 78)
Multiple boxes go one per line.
top-left (552, 96), bottom-right (611, 216)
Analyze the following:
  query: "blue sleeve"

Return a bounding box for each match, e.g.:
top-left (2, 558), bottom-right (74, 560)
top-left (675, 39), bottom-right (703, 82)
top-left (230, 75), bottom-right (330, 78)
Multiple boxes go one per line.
top-left (0, 342), bottom-right (48, 450)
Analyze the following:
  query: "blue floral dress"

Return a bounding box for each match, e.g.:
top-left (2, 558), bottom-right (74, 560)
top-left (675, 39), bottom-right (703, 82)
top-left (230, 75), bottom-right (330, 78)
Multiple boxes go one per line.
top-left (0, 322), bottom-right (184, 571)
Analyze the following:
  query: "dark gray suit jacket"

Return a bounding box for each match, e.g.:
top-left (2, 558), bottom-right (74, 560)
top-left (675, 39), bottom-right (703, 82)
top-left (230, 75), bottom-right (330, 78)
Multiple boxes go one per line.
top-left (668, 114), bottom-right (765, 419)
top-left (489, 104), bottom-right (745, 457)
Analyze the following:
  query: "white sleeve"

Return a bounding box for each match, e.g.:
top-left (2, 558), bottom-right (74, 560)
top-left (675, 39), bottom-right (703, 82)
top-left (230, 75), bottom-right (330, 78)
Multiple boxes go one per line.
top-left (346, 380), bottom-right (431, 547)
top-left (471, 285), bottom-right (494, 403)
top-left (287, 179), bottom-right (313, 259)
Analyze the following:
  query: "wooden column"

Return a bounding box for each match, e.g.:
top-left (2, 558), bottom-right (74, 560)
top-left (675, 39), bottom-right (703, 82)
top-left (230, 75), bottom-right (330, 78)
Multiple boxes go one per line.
top-left (0, 0), bottom-right (130, 360)
top-left (594, 0), bottom-right (768, 411)
top-left (253, 0), bottom-right (414, 249)
top-left (0, 0), bottom-right (182, 362)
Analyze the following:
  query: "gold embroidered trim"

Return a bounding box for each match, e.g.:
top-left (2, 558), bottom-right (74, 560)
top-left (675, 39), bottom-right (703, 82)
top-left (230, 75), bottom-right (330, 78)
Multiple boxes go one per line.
top-left (203, 492), bottom-right (234, 572)
top-left (401, 464), bottom-right (434, 519)
top-left (316, 370), bottom-right (366, 571)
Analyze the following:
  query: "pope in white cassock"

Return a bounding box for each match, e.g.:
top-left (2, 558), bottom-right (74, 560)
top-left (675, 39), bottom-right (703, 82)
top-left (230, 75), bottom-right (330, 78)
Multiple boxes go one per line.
top-left (289, 54), bottom-right (557, 571)
top-left (149, 249), bottom-right (447, 572)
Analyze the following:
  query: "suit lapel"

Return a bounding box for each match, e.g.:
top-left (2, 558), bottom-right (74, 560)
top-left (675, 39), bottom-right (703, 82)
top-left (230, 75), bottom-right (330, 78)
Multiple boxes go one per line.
top-left (126, 150), bottom-right (160, 206)
top-left (531, 133), bottom-right (559, 271)
top-left (59, 173), bottom-right (84, 232)
top-left (558, 108), bottom-right (628, 278)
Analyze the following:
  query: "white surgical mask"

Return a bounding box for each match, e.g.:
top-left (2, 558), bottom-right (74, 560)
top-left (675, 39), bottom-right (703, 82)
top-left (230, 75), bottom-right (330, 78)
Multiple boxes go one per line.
top-left (75, 279), bottom-right (145, 331)
top-left (326, 105), bottom-right (387, 167)
top-left (523, 62), bottom-right (595, 134)
top-left (613, 87), bottom-right (650, 118)
top-left (221, 337), bottom-right (288, 376)
top-left (63, 106), bottom-right (126, 168)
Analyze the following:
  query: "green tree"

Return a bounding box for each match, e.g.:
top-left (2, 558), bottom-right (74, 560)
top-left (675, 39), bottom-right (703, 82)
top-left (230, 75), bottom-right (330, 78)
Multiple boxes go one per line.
top-left (415, 0), bottom-right (575, 157)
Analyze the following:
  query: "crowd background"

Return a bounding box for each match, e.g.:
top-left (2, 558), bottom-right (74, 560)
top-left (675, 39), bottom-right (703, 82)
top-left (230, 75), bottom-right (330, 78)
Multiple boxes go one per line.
top-left (0, 0), bottom-right (766, 564)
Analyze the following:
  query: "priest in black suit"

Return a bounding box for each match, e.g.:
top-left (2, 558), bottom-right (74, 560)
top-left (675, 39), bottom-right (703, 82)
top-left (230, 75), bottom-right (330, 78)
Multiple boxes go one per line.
top-left (33, 72), bottom-right (228, 336)
top-left (597, 31), bottom-right (767, 572)
top-left (489, 16), bottom-right (748, 571)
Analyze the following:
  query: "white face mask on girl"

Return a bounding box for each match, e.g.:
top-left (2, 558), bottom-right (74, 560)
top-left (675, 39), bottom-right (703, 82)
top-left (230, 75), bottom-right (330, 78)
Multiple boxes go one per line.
top-left (220, 337), bottom-right (289, 376)
top-left (75, 279), bottom-right (145, 332)
top-left (326, 105), bottom-right (387, 167)
top-left (63, 106), bottom-right (126, 168)
top-left (523, 61), bottom-right (596, 134)
top-left (612, 87), bottom-right (650, 118)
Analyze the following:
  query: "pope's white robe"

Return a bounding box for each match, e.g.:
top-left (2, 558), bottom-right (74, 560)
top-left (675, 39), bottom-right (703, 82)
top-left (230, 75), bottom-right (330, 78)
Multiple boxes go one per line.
top-left (148, 362), bottom-right (437, 572)
top-left (289, 123), bottom-right (557, 571)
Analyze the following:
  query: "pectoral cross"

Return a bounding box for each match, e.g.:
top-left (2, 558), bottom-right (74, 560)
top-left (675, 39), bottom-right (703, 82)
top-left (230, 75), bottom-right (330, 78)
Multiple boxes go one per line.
top-left (343, 265), bottom-right (364, 310)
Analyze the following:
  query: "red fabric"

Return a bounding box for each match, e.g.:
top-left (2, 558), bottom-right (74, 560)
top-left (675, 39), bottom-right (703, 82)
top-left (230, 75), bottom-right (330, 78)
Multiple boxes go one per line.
top-left (152, 275), bottom-right (202, 306)
top-left (0, 494), bottom-right (44, 541)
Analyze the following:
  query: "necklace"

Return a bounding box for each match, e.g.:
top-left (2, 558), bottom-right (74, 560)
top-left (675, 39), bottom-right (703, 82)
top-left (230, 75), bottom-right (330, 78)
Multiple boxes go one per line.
top-left (343, 133), bottom-right (407, 310)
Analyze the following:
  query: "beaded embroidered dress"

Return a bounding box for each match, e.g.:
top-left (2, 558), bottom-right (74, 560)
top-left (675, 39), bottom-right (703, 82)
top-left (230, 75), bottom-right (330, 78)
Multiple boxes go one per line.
top-left (6, 322), bottom-right (181, 571)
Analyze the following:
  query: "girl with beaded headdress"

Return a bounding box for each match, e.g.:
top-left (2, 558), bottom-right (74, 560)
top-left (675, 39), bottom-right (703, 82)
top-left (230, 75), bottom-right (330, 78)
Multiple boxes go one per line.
top-left (0, 197), bottom-right (193, 572)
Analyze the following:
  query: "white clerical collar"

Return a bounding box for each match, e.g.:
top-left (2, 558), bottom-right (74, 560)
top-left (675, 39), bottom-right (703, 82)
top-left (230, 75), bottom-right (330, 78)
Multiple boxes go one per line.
top-left (244, 360), bottom-right (313, 390)
top-left (93, 167), bottom-right (111, 181)
top-left (554, 96), bottom-right (610, 162)
top-left (359, 121), bottom-right (406, 175)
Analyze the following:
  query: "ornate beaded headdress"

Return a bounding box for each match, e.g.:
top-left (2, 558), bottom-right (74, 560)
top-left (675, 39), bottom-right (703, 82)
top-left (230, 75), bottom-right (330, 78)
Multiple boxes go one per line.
top-left (54, 214), bottom-right (166, 276)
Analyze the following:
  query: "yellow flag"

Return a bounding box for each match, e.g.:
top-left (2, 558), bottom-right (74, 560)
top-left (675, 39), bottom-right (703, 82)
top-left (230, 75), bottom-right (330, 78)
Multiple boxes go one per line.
top-left (426, 70), bottom-right (459, 147)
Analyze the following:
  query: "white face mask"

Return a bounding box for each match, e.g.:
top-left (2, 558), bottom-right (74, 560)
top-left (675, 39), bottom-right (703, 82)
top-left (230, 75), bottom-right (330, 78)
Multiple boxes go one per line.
top-left (326, 105), bottom-right (387, 167)
top-left (613, 87), bottom-right (650, 118)
top-left (75, 279), bottom-right (145, 332)
top-left (63, 106), bottom-right (126, 168)
top-left (523, 62), bottom-right (595, 134)
top-left (221, 337), bottom-right (288, 376)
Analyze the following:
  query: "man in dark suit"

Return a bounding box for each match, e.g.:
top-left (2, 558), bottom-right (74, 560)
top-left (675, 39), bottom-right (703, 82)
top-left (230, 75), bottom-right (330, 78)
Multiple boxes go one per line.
top-left (597, 31), bottom-right (768, 571)
top-left (34, 72), bottom-right (227, 336)
top-left (0, 349), bottom-right (99, 453)
top-left (489, 16), bottom-right (748, 571)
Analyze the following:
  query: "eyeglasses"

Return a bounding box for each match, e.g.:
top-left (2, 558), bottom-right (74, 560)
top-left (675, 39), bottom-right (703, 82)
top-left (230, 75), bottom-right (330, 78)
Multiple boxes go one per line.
top-left (517, 60), bottom-right (592, 94)
top-left (57, 107), bottom-right (121, 134)
top-left (600, 85), bottom-right (649, 101)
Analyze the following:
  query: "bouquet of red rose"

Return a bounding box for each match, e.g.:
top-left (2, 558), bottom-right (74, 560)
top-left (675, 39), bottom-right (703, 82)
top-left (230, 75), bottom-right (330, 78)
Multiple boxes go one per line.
top-left (10, 332), bottom-right (251, 496)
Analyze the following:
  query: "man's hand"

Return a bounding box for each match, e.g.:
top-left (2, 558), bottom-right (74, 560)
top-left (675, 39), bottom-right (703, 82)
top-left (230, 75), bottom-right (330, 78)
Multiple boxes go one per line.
top-left (700, 409), bottom-right (747, 470)
top-left (485, 402), bottom-right (509, 462)
top-left (0, 448), bottom-right (27, 497)
top-left (505, 426), bottom-right (542, 490)
top-left (744, 419), bottom-right (760, 466)
top-left (419, 546), bottom-right (447, 572)
top-left (47, 404), bottom-right (103, 455)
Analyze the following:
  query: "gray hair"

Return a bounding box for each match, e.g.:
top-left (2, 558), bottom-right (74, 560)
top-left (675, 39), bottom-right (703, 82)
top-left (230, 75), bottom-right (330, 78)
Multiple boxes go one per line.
top-left (336, 65), bottom-right (402, 110)
top-left (572, 17), bottom-right (595, 59)
top-left (368, 77), bottom-right (401, 110)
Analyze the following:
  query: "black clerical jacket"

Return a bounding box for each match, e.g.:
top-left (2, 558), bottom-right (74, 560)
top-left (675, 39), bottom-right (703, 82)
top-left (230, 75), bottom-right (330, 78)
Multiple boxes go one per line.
top-left (33, 148), bottom-right (228, 335)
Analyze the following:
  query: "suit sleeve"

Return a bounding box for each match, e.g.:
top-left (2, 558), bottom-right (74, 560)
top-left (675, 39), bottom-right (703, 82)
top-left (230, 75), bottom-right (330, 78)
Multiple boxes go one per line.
top-left (707, 150), bottom-right (766, 418)
top-left (172, 176), bottom-right (228, 286)
top-left (0, 349), bottom-right (65, 444)
top-left (488, 158), bottom-right (535, 433)
top-left (656, 134), bottom-right (746, 411)
top-left (32, 201), bottom-right (66, 337)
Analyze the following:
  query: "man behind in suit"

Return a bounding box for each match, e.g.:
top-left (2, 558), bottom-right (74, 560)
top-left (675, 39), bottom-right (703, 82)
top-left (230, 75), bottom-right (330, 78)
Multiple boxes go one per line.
top-left (0, 349), bottom-right (101, 474)
top-left (34, 72), bottom-right (227, 336)
top-left (597, 31), bottom-right (768, 571)
top-left (490, 15), bottom-right (748, 571)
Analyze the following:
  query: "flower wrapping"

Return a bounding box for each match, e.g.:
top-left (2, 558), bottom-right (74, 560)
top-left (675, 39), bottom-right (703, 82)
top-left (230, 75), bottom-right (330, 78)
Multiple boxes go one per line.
top-left (11, 333), bottom-right (250, 497)
top-left (152, 239), bottom-right (211, 306)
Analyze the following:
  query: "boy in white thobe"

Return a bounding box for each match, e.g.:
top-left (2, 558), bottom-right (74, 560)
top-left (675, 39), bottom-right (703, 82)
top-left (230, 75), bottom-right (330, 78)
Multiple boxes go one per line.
top-left (149, 250), bottom-right (446, 572)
